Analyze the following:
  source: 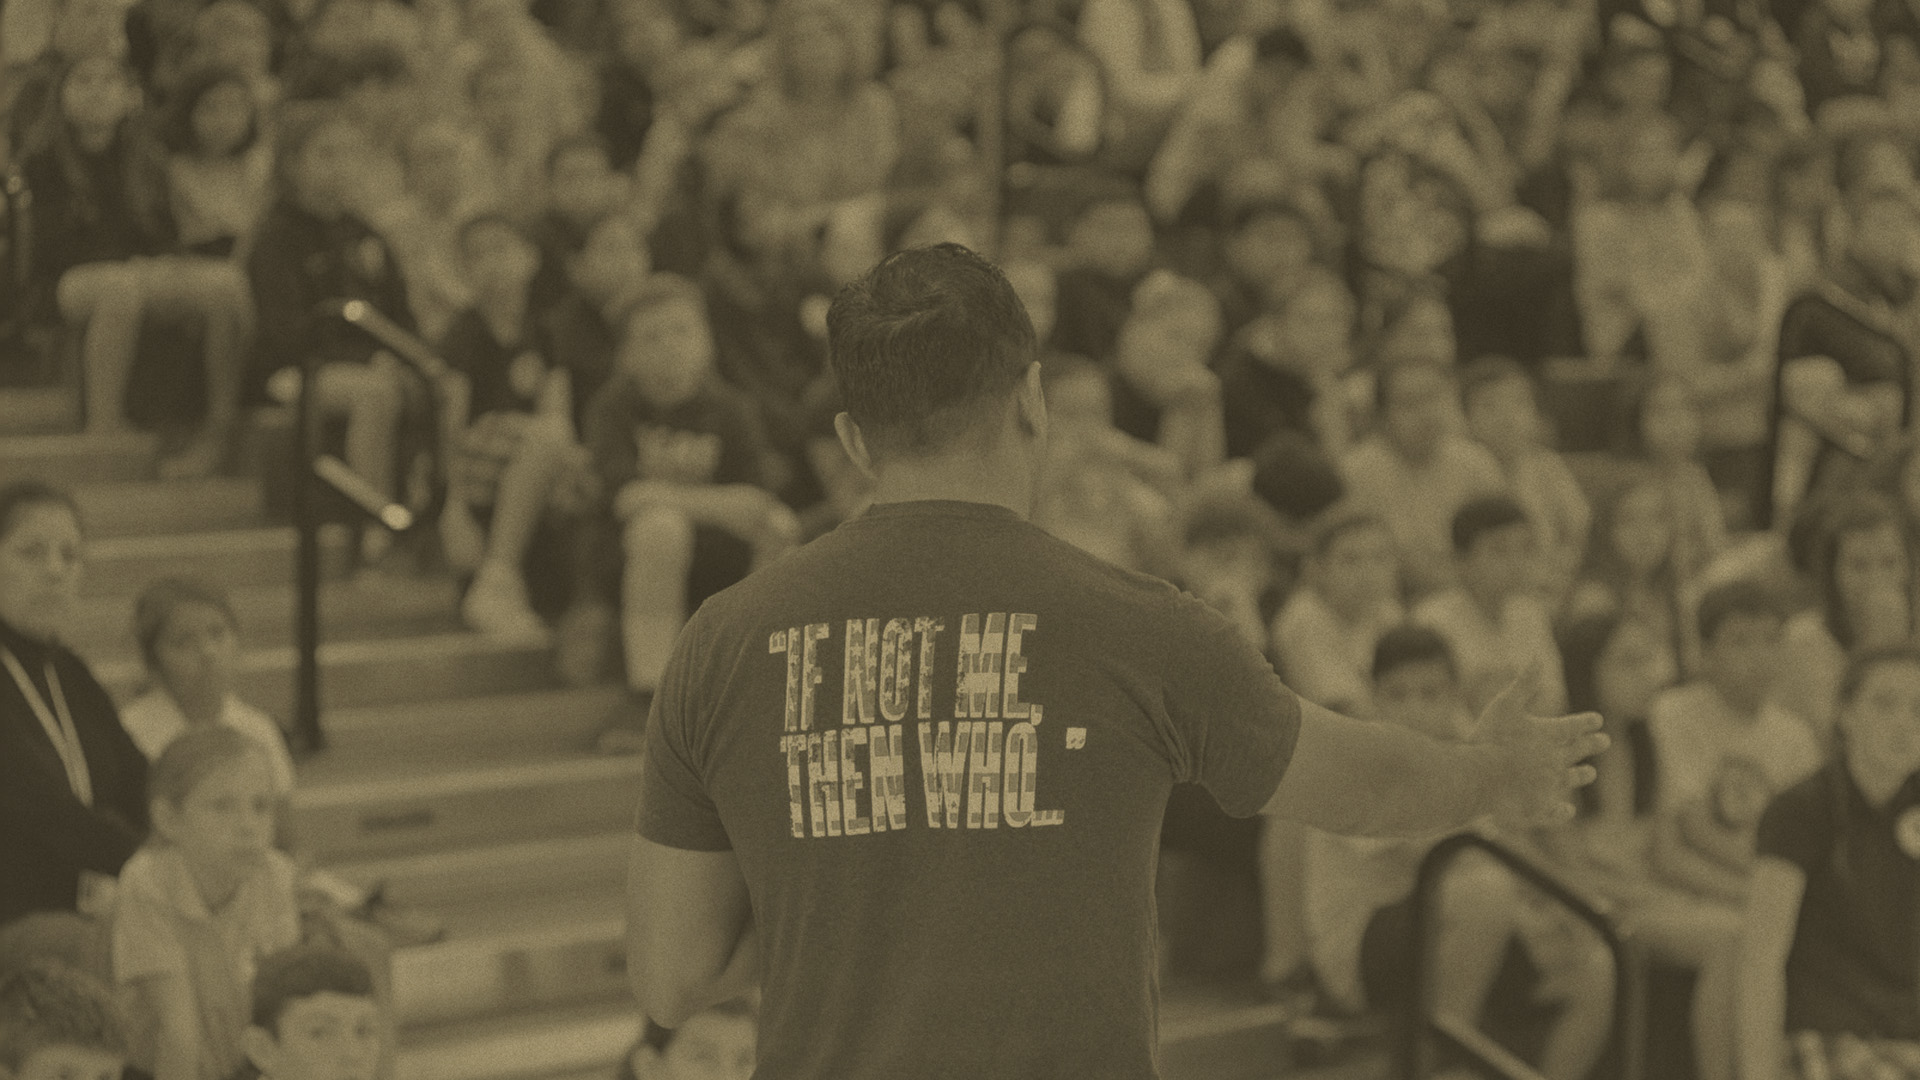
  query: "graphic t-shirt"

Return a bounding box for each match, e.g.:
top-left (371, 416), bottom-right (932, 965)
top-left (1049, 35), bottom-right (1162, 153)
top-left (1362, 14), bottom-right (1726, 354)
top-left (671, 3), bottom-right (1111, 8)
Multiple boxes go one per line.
top-left (638, 499), bottom-right (1302, 1079)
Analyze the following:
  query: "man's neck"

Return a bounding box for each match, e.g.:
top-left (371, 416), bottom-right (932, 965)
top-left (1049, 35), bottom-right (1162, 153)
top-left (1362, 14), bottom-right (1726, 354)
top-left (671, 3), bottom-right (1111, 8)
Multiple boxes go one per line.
top-left (866, 447), bottom-right (1036, 519)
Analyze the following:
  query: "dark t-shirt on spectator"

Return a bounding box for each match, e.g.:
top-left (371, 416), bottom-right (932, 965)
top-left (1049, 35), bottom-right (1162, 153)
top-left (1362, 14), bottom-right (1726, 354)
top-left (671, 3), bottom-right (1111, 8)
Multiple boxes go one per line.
top-left (442, 310), bottom-right (547, 420)
top-left (1051, 267), bottom-right (1141, 364)
top-left (22, 134), bottom-right (176, 277)
top-left (245, 199), bottom-right (414, 394)
top-left (637, 498), bottom-right (1302, 1079)
top-left (536, 291), bottom-right (624, 434)
top-left (1219, 351), bottom-right (1315, 461)
top-left (582, 373), bottom-right (771, 497)
top-left (1757, 763), bottom-right (1920, 1040)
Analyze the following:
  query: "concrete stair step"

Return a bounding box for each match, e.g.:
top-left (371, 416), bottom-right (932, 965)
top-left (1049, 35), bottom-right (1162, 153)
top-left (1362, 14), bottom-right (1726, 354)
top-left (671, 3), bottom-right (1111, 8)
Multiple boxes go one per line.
top-left (321, 832), bottom-right (632, 911)
top-left (0, 432), bottom-right (159, 486)
top-left (316, 687), bottom-right (630, 770)
top-left (0, 387), bottom-right (80, 436)
top-left (67, 574), bottom-right (463, 664)
top-left (398, 999), bottom-right (638, 1080)
top-left (390, 885), bottom-right (628, 1027)
top-left (291, 752), bottom-right (641, 862)
top-left (82, 527), bottom-right (317, 597)
top-left (71, 476), bottom-right (265, 537)
top-left (95, 632), bottom-right (560, 714)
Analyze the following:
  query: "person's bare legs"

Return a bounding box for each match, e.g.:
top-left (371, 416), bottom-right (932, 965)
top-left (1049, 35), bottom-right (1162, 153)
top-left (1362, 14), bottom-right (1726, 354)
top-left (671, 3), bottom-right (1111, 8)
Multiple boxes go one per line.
top-left (155, 259), bottom-right (254, 477)
top-left (58, 262), bottom-right (145, 435)
top-left (1430, 856), bottom-right (1522, 1032)
top-left (313, 355), bottom-right (406, 567)
top-left (1622, 892), bottom-right (1742, 1080)
top-left (620, 503), bottom-right (695, 694)
top-left (463, 417), bottom-right (575, 638)
top-left (1533, 921), bottom-right (1616, 1080)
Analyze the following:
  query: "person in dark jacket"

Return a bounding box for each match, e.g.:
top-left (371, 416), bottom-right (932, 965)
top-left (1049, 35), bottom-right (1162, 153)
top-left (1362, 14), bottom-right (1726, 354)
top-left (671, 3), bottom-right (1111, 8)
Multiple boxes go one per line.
top-left (0, 480), bottom-right (150, 926)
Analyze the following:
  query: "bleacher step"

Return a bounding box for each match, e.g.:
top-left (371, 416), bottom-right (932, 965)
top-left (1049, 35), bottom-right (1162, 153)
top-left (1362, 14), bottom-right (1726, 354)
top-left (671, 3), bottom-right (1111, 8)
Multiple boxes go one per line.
top-left (67, 574), bottom-right (463, 663)
top-left (0, 387), bottom-right (80, 437)
top-left (321, 832), bottom-right (631, 910)
top-left (391, 887), bottom-right (627, 1027)
top-left (398, 999), bottom-right (638, 1080)
top-left (0, 431), bottom-right (157, 486)
top-left (71, 476), bottom-right (265, 537)
top-left (317, 686), bottom-right (630, 766)
top-left (96, 632), bottom-right (559, 713)
top-left (82, 527), bottom-right (320, 596)
top-left (292, 752), bottom-right (641, 861)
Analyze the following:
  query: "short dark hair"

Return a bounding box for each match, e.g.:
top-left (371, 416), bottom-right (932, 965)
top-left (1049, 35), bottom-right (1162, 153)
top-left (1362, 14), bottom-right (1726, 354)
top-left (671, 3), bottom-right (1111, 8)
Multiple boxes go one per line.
top-left (250, 946), bottom-right (376, 1034)
top-left (1373, 624), bottom-right (1457, 683)
top-left (150, 725), bottom-right (267, 808)
top-left (134, 577), bottom-right (238, 670)
top-left (0, 480), bottom-right (80, 545)
top-left (1696, 578), bottom-right (1781, 643)
top-left (1452, 495), bottom-right (1530, 555)
top-left (0, 961), bottom-right (126, 1070)
top-left (826, 244), bottom-right (1037, 457)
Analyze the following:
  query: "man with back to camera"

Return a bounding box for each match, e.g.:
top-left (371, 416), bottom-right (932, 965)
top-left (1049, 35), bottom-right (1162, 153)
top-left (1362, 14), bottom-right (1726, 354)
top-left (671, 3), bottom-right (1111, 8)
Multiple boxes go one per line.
top-left (625, 243), bottom-right (1609, 1079)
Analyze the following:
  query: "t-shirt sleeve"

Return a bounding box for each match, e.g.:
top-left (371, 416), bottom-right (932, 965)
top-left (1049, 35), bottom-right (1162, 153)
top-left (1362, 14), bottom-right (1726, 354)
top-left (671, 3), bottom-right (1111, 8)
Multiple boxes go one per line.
top-left (1756, 777), bottom-right (1828, 877)
top-left (1156, 588), bottom-right (1303, 817)
top-left (113, 890), bottom-right (189, 985)
top-left (636, 616), bottom-right (733, 851)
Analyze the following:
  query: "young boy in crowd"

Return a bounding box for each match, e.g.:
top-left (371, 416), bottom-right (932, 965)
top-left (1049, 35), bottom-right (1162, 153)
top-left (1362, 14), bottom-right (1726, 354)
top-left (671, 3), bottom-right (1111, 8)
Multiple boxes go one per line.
top-left (1032, 355), bottom-right (1183, 577)
top-left (1220, 268), bottom-right (1360, 462)
top-left (1646, 579), bottom-right (1824, 825)
top-left (242, 947), bottom-right (381, 1080)
top-left (1272, 507), bottom-right (1403, 717)
top-left (529, 136), bottom-right (626, 315)
top-left (1341, 359), bottom-right (1507, 597)
top-left (582, 274), bottom-right (800, 751)
top-left (0, 962), bottom-right (125, 1080)
top-left (1049, 193), bottom-right (1157, 364)
top-left (621, 1001), bottom-right (756, 1080)
top-left (1213, 200), bottom-right (1319, 343)
top-left (1109, 270), bottom-right (1227, 479)
top-left (1304, 627), bottom-right (1613, 1080)
top-left (1414, 496), bottom-right (1568, 717)
top-left (1460, 356), bottom-right (1591, 598)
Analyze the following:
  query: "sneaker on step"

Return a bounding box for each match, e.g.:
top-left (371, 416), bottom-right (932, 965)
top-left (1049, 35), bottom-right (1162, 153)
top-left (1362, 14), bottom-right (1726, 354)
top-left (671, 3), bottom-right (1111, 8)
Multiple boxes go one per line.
top-left (461, 568), bottom-right (549, 642)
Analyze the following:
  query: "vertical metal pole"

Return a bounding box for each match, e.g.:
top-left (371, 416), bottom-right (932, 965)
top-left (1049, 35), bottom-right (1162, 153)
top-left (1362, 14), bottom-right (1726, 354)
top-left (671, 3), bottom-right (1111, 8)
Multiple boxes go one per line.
top-left (292, 356), bottom-right (325, 754)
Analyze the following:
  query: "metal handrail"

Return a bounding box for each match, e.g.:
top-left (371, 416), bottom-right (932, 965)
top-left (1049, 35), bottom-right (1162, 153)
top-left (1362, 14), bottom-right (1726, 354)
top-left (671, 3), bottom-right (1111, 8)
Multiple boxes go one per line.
top-left (1400, 832), bottom-right (1645, 1080)
top-left (288, 300), bottom-right (449, 754)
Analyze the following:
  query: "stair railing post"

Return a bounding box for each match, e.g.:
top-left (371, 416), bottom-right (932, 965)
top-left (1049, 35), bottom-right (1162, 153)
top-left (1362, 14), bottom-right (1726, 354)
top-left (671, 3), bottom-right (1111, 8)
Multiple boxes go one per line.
top-left (291, 343), bottom-right (325, 754)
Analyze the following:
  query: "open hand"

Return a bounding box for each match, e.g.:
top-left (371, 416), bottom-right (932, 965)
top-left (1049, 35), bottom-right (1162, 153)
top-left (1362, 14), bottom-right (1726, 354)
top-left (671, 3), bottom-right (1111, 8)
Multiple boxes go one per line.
top-left (1474, 674), bottom-right (1608, 829)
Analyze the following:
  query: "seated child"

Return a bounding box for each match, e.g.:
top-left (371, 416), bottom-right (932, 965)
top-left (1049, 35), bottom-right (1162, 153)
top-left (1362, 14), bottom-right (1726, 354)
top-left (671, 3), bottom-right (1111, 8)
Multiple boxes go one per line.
top-left (581, 274), bottom-right (801, 749)
top-left (1271, 506), bottom-right (1403, 717)
top-left (1413, 496), bottom-right (1568, 717)
top-left (114, 726), bottom-right (300, 1080)
top-left (440, 215), bottom-right (602, 639)
top-left (1461, 356), bottom-right (1591, 599)
top-left (1032, 355), bottom-right (1181, 577)
top-left (1739, 647), bottom-right (1920, 1080)
top-left (1651, 755), bottom-right (1774, 907)
top-left (1304, 626), bottom-right (1613, 1080)
top-left (1219, 268), bottom-right (1361, 462)
top-left (1340, 359), bottom-right (1507, 597)
top-left (1629, 376), bottom-right (1730, 579)
top-left (242, 946), bottom-right (381, 1080)
top-left (0, 961), bottom-right (126, 1080)
top-left (622, 1000), bottom-right (756, 1080)
top-left (1110, 270), bottom-right (1227, 479)
top-left (1048, 193), bottom-right (1155, 364)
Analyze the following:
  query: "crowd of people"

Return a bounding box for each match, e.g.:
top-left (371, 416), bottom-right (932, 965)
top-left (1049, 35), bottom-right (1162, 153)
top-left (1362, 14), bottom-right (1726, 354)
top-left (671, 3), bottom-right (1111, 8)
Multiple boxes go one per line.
top-left (1, 0), bottom-right (1920, 1070)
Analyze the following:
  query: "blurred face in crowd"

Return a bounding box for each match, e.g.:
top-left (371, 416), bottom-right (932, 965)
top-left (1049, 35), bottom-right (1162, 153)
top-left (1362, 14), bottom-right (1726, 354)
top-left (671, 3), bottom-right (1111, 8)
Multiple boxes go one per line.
top-left (1609, 481), bottom-right (1673, 578)
top-left (248, 993), bottom-right (382, 1080)
top-left (0, 501), bottom-right (82, 642)
top-left (550, 145), bottom-right (619, 224)
top-left (621, 296), bottom-right (715, 408)
top-left (1595, 617), bottom-right (1676, 720)
top-left (461, 220), bottom-right (539, 302)
top-left (290, 118), bottom-right (368, 215)
top-left (1639, 381), bottom-right (1701, 462)
top-left (1833, 521), bottom-right (1911, 639)
top-left (1312, 522), bottom-right (1397, 617)
top-left (1117, 297), bottom-right (1220, 398)
top-left (1227, 211), bottom-right (1314, 299)
top-left (155, 751), bottom-right (278, 876)
top-left (1701, 611), bottom-right (1781, 713)
top-left (151, 601), bottom-right (241, 710)
top-left (571, 217), bottom-right (651, 305)
top-left (190, 79), bottom-right (255, 158)
top-left (1461, 521), bottom-right (1537, 606)
top-left (1374, 658), bottom-right (1463, 740)
top-left (1377, 298), bottom-right (1456, 369)
top-left (13, 1045), bottom-right (124, 1080)
top-left (1464, 374), bottom-right (1541, 457)
top-left (1358, 158), bottom-right (1468, 277)
top-left (470, 63), bottom-right (524, 140)
top-left (1839, 660), bottom-right (1920, 793)
top-left (1070, 200), bottom-right (1154, 280)
top-left (1276, 279), bottom-right (1355, 379)
top-left (1381, 362), bottom-right (1453, 463)
top-left (60, 56), bottom-right (133, 137)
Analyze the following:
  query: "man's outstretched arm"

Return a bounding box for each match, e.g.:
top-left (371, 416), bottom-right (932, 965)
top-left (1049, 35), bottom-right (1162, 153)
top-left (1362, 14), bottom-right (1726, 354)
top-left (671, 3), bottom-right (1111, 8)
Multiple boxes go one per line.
top-left (1261, 680), bottom-right (1607, 837)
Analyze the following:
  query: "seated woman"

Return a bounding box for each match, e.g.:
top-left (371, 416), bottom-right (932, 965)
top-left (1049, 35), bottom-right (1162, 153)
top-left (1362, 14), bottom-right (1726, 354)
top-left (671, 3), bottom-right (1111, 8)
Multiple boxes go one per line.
top-left (23, 53), bottom-right (254, 478)
top-left (1739, 646), bottom-right (1920, 1080)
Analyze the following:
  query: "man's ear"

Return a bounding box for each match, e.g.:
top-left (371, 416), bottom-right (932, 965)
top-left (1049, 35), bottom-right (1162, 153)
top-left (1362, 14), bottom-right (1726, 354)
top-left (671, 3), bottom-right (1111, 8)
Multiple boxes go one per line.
top-left (242, 1026), bottom-right (279, 1077)
top-left (833, 412), bottom-right (876, 480)
top-left (1016, 360), bottom-right (1048, 444)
